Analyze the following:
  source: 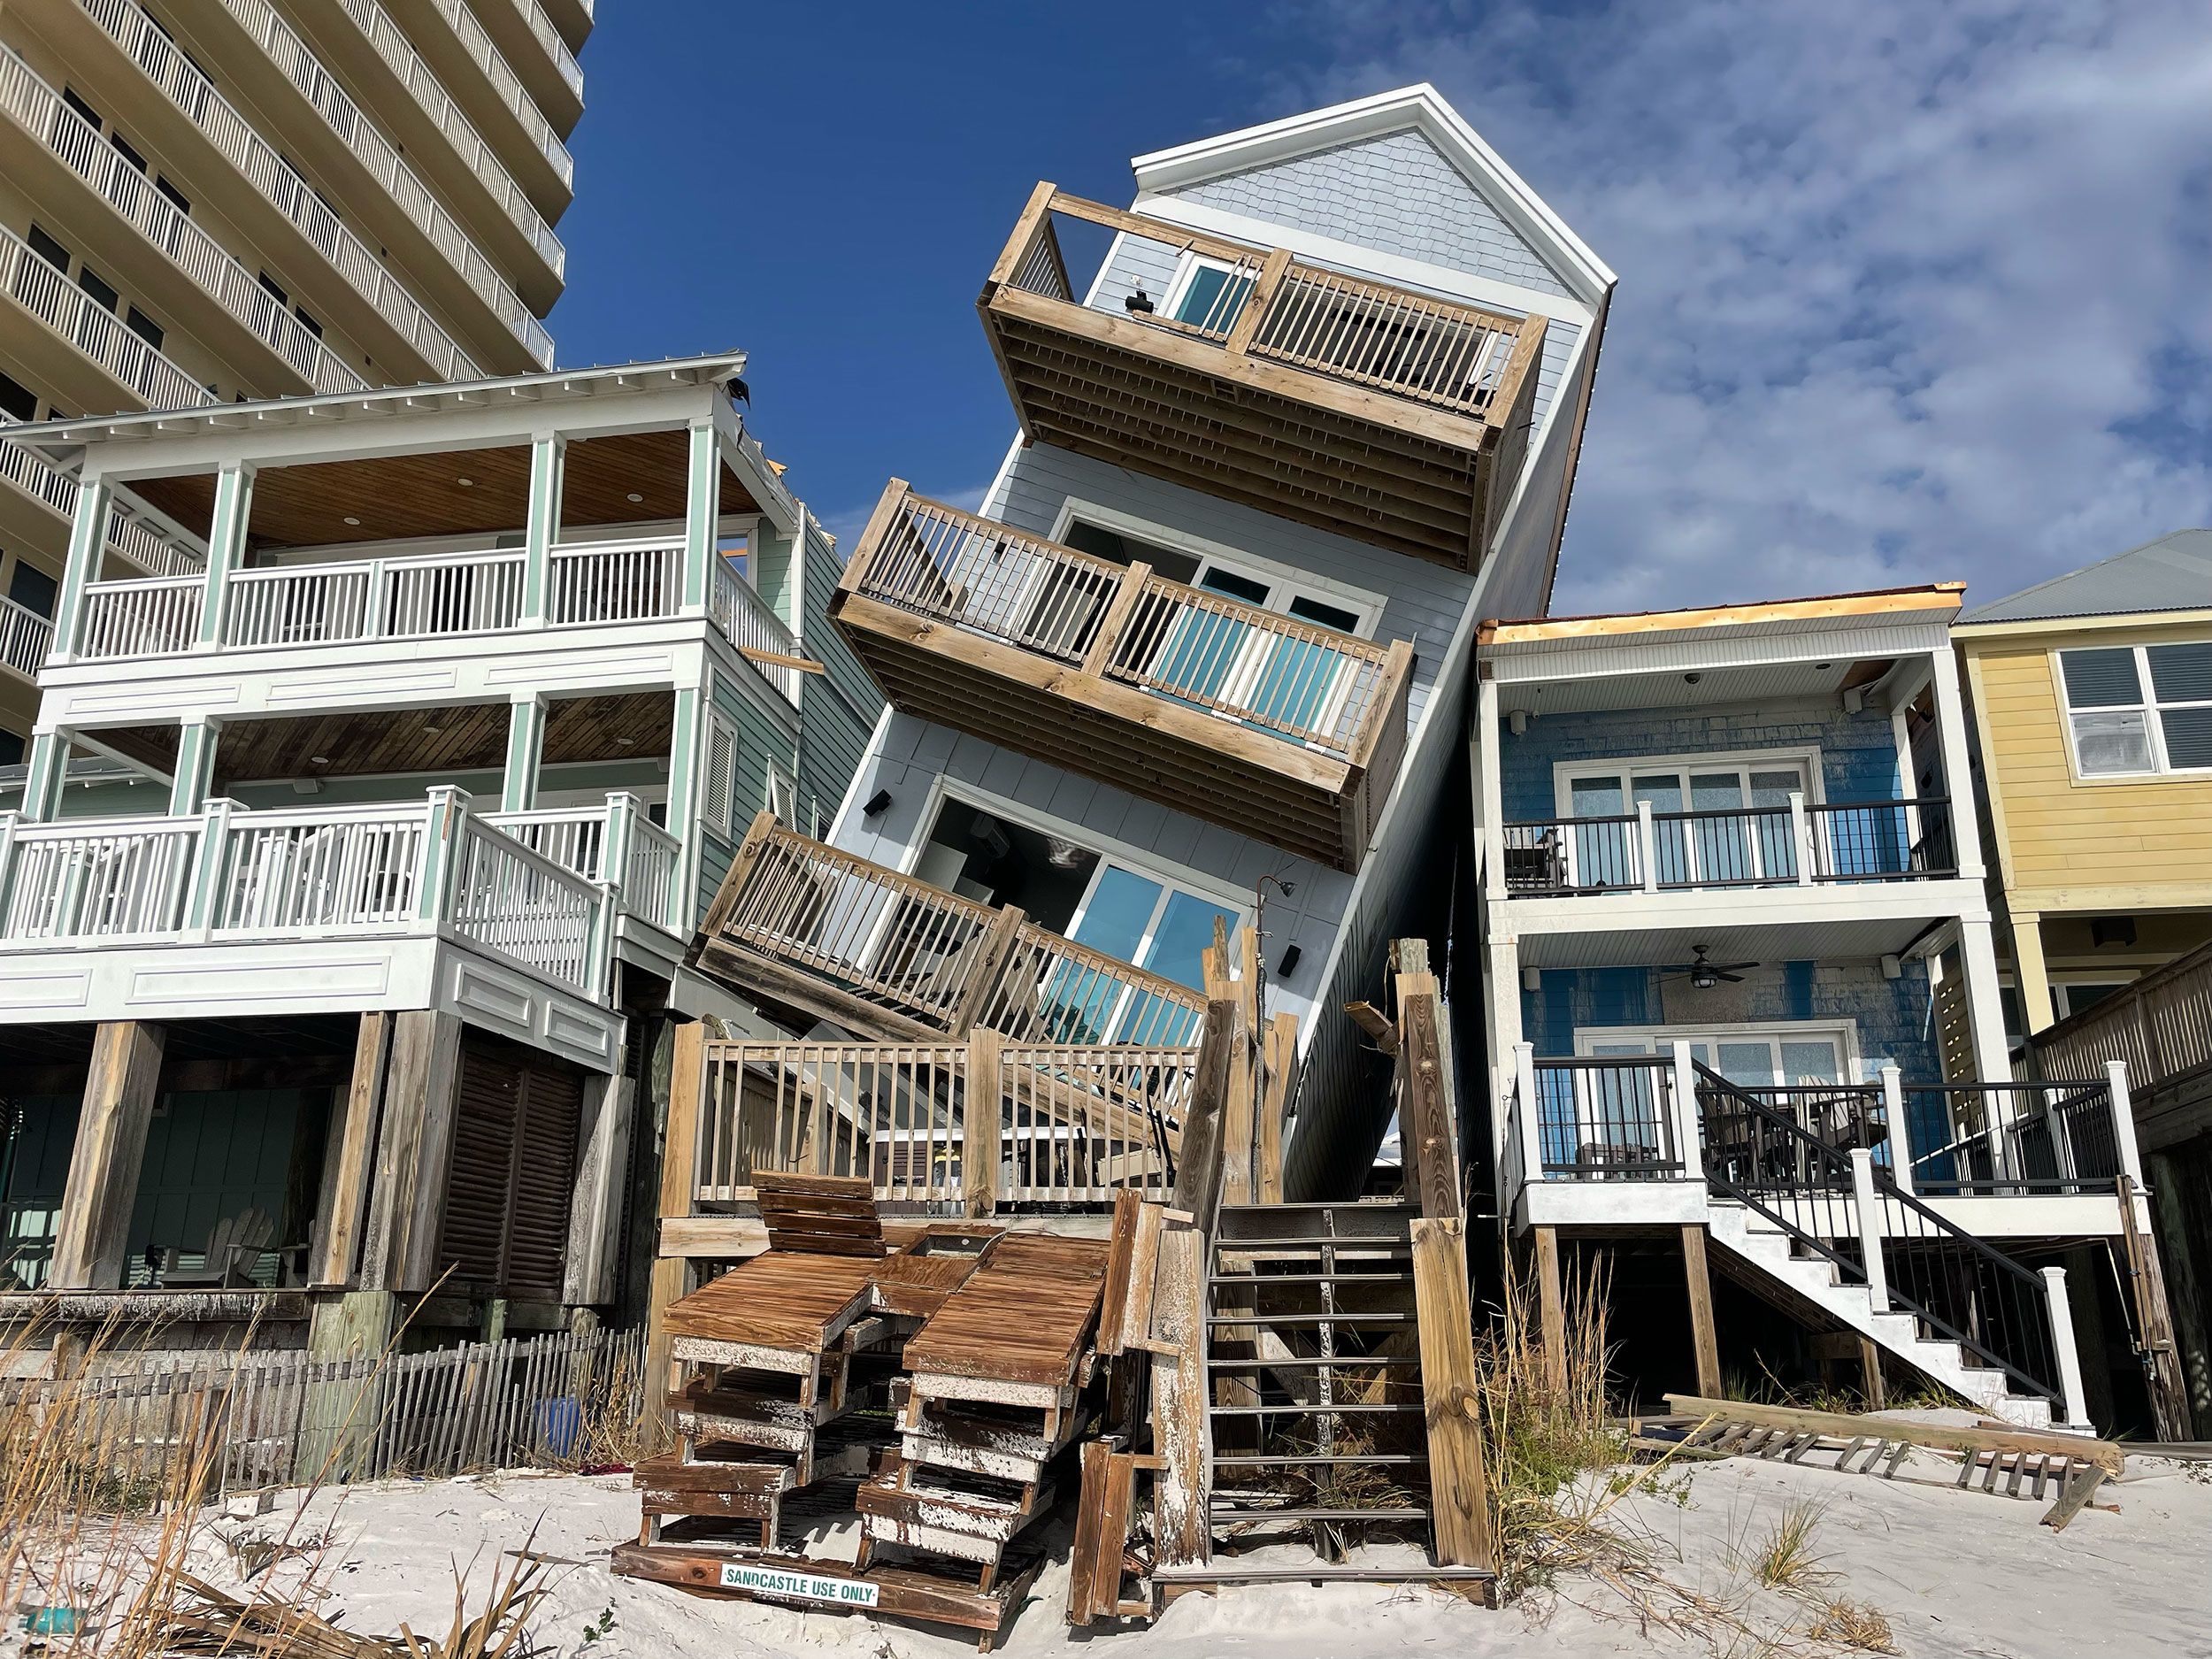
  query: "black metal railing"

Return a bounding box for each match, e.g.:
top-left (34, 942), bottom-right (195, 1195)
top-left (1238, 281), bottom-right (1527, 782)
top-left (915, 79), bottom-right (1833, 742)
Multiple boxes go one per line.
top-left (1694, 1064), bottom-right (2062, 1409)
top-left (1501, 796), bottom-right (1956, 896)
top-left (1530, 1056), bottom-right (1686, 1180)
top-left (1901, 1080), bottom-right (2122, 1195)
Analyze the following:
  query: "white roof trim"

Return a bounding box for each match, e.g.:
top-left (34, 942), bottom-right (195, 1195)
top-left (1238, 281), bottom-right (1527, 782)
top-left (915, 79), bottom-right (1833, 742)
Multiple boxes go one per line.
top-left (1130, 84), bottom-right (1616, 307)
top-left (1131, 194), bottom-right (1591, 326)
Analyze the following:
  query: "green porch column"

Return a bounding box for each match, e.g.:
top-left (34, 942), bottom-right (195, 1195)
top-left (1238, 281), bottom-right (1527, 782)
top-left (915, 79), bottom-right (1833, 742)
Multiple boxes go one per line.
top-left (194, 462), bottom-right (254, 649)
top-left (19, 730), bottom-right (69, 822)
top-left (500, 693), bottom-right (548, 812)
top-left (664, 681), bottom-right (704, 927)
top-left (750, 521), bottom-right (799, 631)
top-left (518, 432), bottom-right (565, 627)
top-left (50, 475), bottom-right (111, 660)
top-left (167, 717), bottom-right (220, 817)
top-left (680, 420), bottom-right (720, 615)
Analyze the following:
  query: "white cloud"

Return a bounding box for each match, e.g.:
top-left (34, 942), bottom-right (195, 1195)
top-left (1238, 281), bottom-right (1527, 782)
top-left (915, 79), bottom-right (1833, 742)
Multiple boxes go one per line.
top-left (1265, 0), bottom-right (2212, 611)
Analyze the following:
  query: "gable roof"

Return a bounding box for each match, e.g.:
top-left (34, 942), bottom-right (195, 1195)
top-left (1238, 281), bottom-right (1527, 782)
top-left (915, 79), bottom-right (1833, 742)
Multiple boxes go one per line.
top-left (1955, 530), bottom-right (2212, 628)
top-left (1128, 84), bottom-right (1615, 309)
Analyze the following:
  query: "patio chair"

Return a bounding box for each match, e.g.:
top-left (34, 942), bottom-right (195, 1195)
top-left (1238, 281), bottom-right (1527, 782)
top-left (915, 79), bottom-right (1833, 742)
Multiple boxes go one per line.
top-left (163, 1207), bottom-right (276, 1289)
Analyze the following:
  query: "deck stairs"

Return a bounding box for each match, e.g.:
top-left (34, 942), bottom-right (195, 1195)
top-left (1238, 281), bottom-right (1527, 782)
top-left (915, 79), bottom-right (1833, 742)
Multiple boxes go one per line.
top-left (1193, 1201), bottom-right (1460, 1578)
top-left (1704, 1201), bottom-right (2055, 1429)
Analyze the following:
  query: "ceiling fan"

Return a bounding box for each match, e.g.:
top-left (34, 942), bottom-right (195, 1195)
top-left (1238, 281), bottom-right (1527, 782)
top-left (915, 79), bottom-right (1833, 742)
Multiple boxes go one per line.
top-left (1662, 945), bottom-right (1761, 990)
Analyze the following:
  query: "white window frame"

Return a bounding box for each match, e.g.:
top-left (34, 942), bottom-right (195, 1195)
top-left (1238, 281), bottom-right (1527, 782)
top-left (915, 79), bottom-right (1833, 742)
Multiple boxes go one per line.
top-left (1048, 497), bottom-right (1385, 640)
top-left (1548, 747), bottom-right (1825, 888)
top-left (1576, 1019), bottom-right (1866, 1087)
top-left (2052, 641), bottom-right (2212, 780)
top-left (1162, 250), bottom-right (1258, 335)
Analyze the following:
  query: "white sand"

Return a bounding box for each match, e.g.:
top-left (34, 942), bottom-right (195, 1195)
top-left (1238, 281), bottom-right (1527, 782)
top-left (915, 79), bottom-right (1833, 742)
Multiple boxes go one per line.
top-left (174, 1452), bottom-right (2211, 1658)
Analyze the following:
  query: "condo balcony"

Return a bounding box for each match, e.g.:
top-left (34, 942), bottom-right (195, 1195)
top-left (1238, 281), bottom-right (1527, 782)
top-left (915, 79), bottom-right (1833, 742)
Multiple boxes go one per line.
top-left (979, 186), bottom-right (1549, 569)
top-left (0, 43), bottom-right (364, 396)
top-left (405, 0), bottom-right (577, 204)
top-left (835, 484), bottom-right (1414, 871)
top-left (0, 420), bottom-right (203, 580)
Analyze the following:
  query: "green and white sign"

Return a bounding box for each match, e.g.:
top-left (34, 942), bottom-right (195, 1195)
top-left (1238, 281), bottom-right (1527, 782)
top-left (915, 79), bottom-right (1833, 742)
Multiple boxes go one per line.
top-left (718, 1563), bottom-right (880, 1609)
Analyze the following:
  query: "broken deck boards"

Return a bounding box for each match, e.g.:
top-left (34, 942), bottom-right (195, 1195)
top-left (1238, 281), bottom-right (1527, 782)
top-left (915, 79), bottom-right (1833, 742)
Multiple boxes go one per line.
top-left (902, 1234), bottom-right (1111, 1387)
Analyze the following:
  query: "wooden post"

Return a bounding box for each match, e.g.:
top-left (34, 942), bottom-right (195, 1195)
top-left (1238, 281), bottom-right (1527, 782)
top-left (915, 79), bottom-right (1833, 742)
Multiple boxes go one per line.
top-left (357, 1010), bottom-right (463, 1294)
top-left (1170, 1001), bottom-right (1236, 1240)
top-left (2117, 1171), bottom-right (2192, 1440)
top-left (1148, 1222), bottom-right (1209, 1567)
top-left (697, 810), bottom-right (780, 941)
top-left (1079, 561), bottom-right (1153, 680)
top-left (564, 1069), bottom-right (635, 1307)
top-left (1217, 928), bottom-right (1258, 1207)
top-left (1681, 1225), bottom-right (1724, 1400)
top-left (1401, 991), bottom-right (1458, 1222)
top-left (1533, 1225), bottom-right (1567, 1391)
top-left (964, 1026), bottom-right (1003, 1218)
top-left (1857, 1336), bottom-right (1887, 1409)
top-left (50, 1021), bottom-right (166, 1290)
top-left (311, 1010), bottom-right (393, 1288)
top-left (1256, 1011), bottom-right (1294, 1205)
top-left (645, 1021), bottom-right (708, 1428)
top-left (1410, 1217), bottom-right (1494, 1570)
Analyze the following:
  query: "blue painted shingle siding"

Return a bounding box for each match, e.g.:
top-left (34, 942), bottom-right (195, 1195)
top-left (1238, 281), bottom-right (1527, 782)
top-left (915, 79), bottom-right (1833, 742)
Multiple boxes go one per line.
top-left (1170, 129), bottom-right (1571, 301)
top-left (1499, 702), bottom-right (1904, 821)
top-left (984, 442), bottom-right (1475, 742)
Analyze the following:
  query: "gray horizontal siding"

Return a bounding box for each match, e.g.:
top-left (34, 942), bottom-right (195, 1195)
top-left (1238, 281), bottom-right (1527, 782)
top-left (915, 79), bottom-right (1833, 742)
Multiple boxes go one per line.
top-left (1168, 128), bottom-right (1572, 300)
top-left (983, 442), bottom-right (1477, 741)
top-left (829, 713), bottom-right (1358, 1032)
top-left (796, 520), bottom-right (884, 827)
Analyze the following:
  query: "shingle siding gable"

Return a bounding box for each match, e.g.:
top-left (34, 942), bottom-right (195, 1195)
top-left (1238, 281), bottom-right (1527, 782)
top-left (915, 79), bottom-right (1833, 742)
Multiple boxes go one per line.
top-left (1166, 128), bottom-right (1571, 300)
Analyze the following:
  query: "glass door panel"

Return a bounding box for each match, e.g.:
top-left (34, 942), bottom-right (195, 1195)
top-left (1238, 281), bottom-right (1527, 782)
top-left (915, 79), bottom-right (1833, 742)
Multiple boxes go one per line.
top-left (1748, 769), bottom-right (1802, 880)
top-left (1633, 773), bottom-right (1688, 885)
top-left (1687, 773), bottom-right (1753, 884)
top-left (1568, 776), bottom-right (1631, 887)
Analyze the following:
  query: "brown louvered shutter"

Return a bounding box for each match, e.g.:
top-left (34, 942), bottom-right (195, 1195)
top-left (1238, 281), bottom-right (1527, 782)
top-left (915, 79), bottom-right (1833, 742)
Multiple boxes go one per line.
top-left (507, 1064), bottom-right (581, 1300)
top-left (440, 1039), bottom-right (523, 1289)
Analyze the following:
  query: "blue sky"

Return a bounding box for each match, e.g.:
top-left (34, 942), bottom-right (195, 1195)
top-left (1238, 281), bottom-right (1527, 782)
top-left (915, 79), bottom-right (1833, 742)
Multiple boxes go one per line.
top-left (545, 3), bottom-right (2212, 614)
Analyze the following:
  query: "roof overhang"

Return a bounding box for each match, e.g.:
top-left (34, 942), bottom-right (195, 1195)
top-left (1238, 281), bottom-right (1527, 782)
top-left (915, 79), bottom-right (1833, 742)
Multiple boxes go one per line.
top-left (1130, 83), bottom-right (1616, 311)
top-left (1482, 585), bottom-right (1964, 655)
top-left (1952, 606), bottom-right (2212, 642)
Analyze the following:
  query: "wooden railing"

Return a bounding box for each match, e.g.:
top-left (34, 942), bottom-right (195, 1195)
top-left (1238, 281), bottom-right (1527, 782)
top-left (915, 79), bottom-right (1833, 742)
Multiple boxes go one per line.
top-left (994, 188), bottom-right (1547, 427)
top-left (849, 485), bottom-right (1414, 767)
top-left (0, 789), bottom-right (614, 998)
top-left (2028, 940), bottom-right (2212, 1102)
top-left (692, 1033), bottom-right (1192, 1211)
top-left (700, 816), bottom-right (1210, 1044)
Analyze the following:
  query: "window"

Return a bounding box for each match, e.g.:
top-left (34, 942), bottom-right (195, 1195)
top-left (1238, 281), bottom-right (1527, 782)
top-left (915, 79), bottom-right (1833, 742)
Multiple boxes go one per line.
top-left (154, 175), bottom-right (190, 217)
top-left (766, 760), bottom-right (798, 824)
top-left (1057, 509), bottom-right (1379, 638)
top-left (110, 132), bottom-right (146, 173)
top-left (125, 306), bottom-right (164, 351)
top-left (1167, 256), bottom-right (1256, 334)
top-left (1578, 1025), bottom-right (1855, 1087)
top-left (9, 563), bottom-right (58, 619)
top-left (2059, 642), bottom-right (2212, 776)
top-left (27, 225), bottom-right (70, 274)
top-left (61, 88), bottom-right (102, 130)
top-left (701, 709), bottom-right (737, 834)
top-left (1555, 754), bottom-right (1819, 887)
top-left (257, 272), bottom-right (288, 306)
top-left (0, 730), bottom-right (22, 768)
top-left (0, 372), bottom-right (38, 423)
top-left (293, 306), bottom-right (322, 339)
top-left (76, 266), bottom-right (119, 313)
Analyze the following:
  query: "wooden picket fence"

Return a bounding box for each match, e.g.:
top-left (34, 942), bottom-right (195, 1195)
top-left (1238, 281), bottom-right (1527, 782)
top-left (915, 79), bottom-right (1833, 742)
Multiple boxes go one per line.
top-left (7, 1326), bottom-right (648, 1500)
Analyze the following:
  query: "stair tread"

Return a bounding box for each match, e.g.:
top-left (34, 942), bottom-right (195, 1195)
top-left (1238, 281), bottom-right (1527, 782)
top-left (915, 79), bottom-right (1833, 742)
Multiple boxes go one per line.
top-left (1208, 1505), bottom-right (1429, 1521)
top-left (1206, 1356), bottom-right (1420, 1369)
top-left (1209, 1273), bottom-right (1414, 1286)
top-left (1209, 1313), bottom-right (1414, 1326)
top-left (1212, 1452), bottom-right (1426, 1466)
top-left (1209, 1402), bottom-right (1424, 1417)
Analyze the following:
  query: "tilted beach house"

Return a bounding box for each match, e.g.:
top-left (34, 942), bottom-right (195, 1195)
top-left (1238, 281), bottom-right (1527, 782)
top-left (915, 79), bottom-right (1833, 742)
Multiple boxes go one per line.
top-left (0, 353), bottom-right (879, 1363)
top-left (689, 84), bottom-right (1614, 1197)
top-left (1473, 581), bottom-right (2181, 1434)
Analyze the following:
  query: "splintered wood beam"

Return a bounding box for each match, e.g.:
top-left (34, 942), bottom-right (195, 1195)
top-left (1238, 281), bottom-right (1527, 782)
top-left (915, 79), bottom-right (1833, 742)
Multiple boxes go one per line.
top-left (1344, 1000), bottom-right (1401, 1055)
top-left (1148, 1223), bottom-right (1209, 1568)
top-left (50, 1021), bottom-right (167, 1291)
top-left (1682, 1225), bottom-right (1724, 1400)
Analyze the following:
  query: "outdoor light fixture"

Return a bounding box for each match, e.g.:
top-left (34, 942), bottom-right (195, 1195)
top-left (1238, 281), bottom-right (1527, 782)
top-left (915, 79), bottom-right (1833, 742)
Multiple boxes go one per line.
top-left (342, 516), bottom-right (361, 526)
top-left (626, 491), bottom-right (644, 503)
top-left (1508, 709), bottom-right (1531, 736)
top-left (1684, 672), bottom-right (1702, 685)
top-left (1125, 284), bottom-right (1155, 315)
top-left (457, 476), bottom-right (474, 488)
top-left (1880, 954), bottom-right (1903, 980)
top-left (863, 788), bottom-right (892, 818)
top-left (1692, 962), bottom-right (1719, 990)
top-left (1278, 944), bottom-right (1302, 978)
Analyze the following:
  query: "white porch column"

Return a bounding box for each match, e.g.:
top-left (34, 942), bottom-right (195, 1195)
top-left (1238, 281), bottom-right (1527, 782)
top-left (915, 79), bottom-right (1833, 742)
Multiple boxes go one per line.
top-left (19, 729), bottom-right (69, 822)
top-left (1879, 1063), bottom-right (1914, 1194)
top-left (500, 693), bottom-right (548, 812)
top-left (2008, 910), bottom-right (2056, 1036)
top-left (50, 472), bottom-right (111, 660)
top-left (2041, 1265), bottom-right (2092, 1428)
top-left (1926, 643), bottom-right (1985, 879)
top-left (1671, 1041), bottom-right (1702, 1179)
top-left (193, 462), bottom-right (254, 650)
top-left (1849, 1148), bottom-right (1890, 1312)
top-left (1956, 916), bottom-right (2016, 1082)
top-left (680, 419), bottom-right (720, 616)
top-left (518, 431), bottom-right (565, 627)
top-left (2106, 1060), bottom-right (2146, 1188)
top-left (1513, 1041), bottom-right (1541, 1194)
top-left (168, 717), bottom-right (220, 817)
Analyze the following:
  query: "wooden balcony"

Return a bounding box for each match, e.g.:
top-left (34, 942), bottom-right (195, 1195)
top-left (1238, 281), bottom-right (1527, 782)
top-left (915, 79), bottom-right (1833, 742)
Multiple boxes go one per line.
top-left (692, 815), bottom-right (1210, 1048)
top-left (2027, 940), bottom-right (2212, 1141)
top-left (979, 185), bottom-right (1549, 569)
top-left (833, 485), bottom-right (1415, 871)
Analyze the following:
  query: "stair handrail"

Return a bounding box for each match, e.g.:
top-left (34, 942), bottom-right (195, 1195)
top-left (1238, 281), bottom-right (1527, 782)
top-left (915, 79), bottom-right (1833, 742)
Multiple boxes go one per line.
top-left (1691, 1062), bottom-right (2063, 1409)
